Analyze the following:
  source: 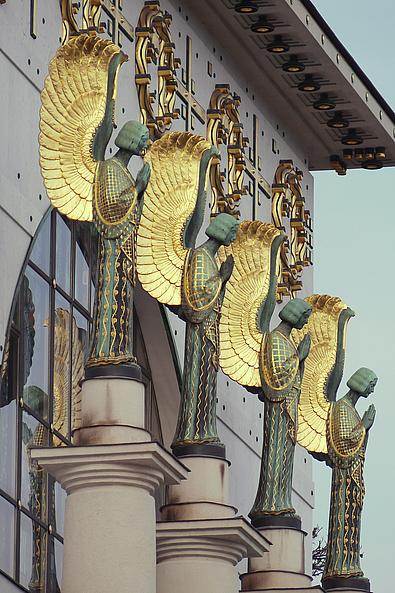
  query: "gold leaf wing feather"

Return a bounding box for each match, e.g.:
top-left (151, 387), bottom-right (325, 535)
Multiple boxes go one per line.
top-left (39, 33), bottom-right (125, 221)
top-left (219, 221), bottom-right (284, 387)
top-left (137, 132), bottom-right (212, 305)
top-left (292, 294), bottom-right (352, 454)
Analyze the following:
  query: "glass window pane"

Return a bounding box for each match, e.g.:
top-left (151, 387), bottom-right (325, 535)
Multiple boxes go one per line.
top-left (0, 399), bottom-right (16, 497)
top-left (21, 410), bottom-right (49, 521)
top-left (30, 214), bottom-right (51, 275)
top-left (74, 224), bottom-right (90, 310)
top-left (53, 539), bottom-right (63, 590)
top-left (56, 215), bottom-right (71, 294)
top-left (0, 495), bottom-right (15, 576)
top-left (20, 513), bottom-right (47, 591)
top-left (22, 269), bottom-right (49, 420)
top-left (53, 297), bottom-right (71, 443)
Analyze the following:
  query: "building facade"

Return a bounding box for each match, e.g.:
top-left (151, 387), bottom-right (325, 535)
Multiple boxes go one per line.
top-left (0, 1), bottom-right (393, 592)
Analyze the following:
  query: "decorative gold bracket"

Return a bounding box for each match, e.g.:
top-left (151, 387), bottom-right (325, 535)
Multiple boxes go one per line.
top-left (60, 0), bottom-right (133, 46)
top-left (135, 1), bottom-right (180, 139)
top-left (271, 160), bottom-right (312, 301)
top-left (207, 84), bottom-right (249, 217)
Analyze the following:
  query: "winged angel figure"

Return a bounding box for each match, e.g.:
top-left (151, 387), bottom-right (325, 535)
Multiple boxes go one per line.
top-left (292, 295), bottom-right (377, 590)
top-left (137, 132), bottom-right (238, 458)
top-left (219, 222), bottom-right (313, 527)
top-left (39, 33), bottom-right (150, 376)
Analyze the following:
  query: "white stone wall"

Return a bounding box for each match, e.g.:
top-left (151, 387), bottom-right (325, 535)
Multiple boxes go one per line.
top-left (0, 0), bottom-right (314, 577)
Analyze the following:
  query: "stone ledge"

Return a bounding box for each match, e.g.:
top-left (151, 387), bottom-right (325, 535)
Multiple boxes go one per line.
top-left (157, 516), bottom-right (270, 564)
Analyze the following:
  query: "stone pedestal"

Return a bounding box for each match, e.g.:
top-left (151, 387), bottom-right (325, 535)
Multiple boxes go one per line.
top-left (73, 374), bottom-right (149, 445)
top-left (31, 374), bottom-right (188, 593)
top-left (157, 455), bottom-right (270, 593)
top-left (240, 525), bottom-right (315, 593)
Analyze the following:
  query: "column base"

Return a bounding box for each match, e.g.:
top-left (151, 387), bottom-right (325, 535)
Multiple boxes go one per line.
top-left (241, 526), bottom-right (311, 591)
top-left (156, 517), bottom-right (270, 593)
top-left (31, 442), bottom-right (188, 593)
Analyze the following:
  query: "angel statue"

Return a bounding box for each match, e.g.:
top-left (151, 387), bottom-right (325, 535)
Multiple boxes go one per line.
top-left (137, 131), bottom-right (238, 458)
top-left (39, 33), bottom-right (150, 378)
top-left (219, 221), bottom-right (312, 527)
top-left (292, 296), bottom-right (377, 591)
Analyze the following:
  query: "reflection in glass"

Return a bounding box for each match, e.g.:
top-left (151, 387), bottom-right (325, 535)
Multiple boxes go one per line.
top-left (55, 215), bottom-right (71, 293)
top-left (30, 214), bottom-right (51, 275)
top-left (71, 310), bottom-right (88, 434)
top-left (20, 513), bottom-right (47, 592)
top-left (1, 211), bottom-right (97, 591)
top-left (23, 270), bottom-right (49, 419)
top-left (0, 400), bottom-right (16, 496)
top-left (53, 297), bottom-right (71, 444)
top-left (0, 495), bottom-right (14, 576)
top-left (21, 411), bottom-right (48, 520)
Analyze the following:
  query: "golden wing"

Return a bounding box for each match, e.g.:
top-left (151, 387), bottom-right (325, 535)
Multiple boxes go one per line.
top-left (219, 221), bottom-right (285, 387)
top-left (39, 33), bottom-right (125, 221)
top-left (292, 294), bottom-right (354, 454)
top-left (137, 132), bottom-right (213, 305)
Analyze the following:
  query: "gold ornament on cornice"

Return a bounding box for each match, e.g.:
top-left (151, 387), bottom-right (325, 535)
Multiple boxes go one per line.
top-left (60, 0), bottom-right (104, 45)
top-left (135, 1), bottom-right (180, 139)
top-left (207, 84), bottom-right (249, 218)
top-left (271, 160), bottom-right (312, 301)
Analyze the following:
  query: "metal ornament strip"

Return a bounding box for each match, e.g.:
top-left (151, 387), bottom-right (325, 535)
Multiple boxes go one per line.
top-left (271, 160), bottom-right (312, 301)
top-left (207, 84), bottom-right (248, 218)
top-left (135, 1), bottom-right (180, 139)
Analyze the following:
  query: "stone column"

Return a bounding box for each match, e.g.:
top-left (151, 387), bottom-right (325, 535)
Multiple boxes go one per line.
top-left (157, 455), bottom-right (270, 593)
top-left (31, 373), bottom-right (188, 593)
top-left (239, 519), bottom-right (320, 593)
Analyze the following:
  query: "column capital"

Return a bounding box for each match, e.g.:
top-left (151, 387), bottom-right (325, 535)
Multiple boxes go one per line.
top-left (157, 517), bottom-right (270, 565)
top-left (30, 442), bottom-right (189, 495)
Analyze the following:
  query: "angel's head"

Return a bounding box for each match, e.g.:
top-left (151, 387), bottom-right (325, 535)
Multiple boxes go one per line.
top-left (115, 121), bottom-right (150, 156)
top-left (347, 367), bottom-right (378, 397)
top-left (206, 213), bottom-right (239, 246)
top-left (279, 298), bottom-right (312, 329)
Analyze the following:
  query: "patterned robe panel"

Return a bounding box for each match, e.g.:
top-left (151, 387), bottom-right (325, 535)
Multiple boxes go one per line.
top-left (173, 247), bottom-right (223, 448)
top-left (324, 399), bottom-right (366, 579)
top-left (251, 331), bottom-right (301, 519)
top-left (88, 159), bottom-right (139, 367)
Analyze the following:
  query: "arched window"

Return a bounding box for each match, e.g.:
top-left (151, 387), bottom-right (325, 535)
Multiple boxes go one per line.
top-left (0, 210), bottom-right (163, 592)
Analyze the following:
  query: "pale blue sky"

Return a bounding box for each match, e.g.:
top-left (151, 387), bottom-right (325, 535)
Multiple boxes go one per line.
top-left (311, 1), bottom-right (394, 590)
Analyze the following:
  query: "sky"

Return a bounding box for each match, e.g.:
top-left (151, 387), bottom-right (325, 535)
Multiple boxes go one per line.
top-left (310, 1), bottom-right (394, 590)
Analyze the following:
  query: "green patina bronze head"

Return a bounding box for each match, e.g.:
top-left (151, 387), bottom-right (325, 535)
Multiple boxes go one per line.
top-left (206, 213), bottom-right (239, 246)
top-left (115, 121), bottom-right (150, 156)
top-left (279, 298), bottom-right (312, 329)
top-left (347, 367), bottom-right (378, 396)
